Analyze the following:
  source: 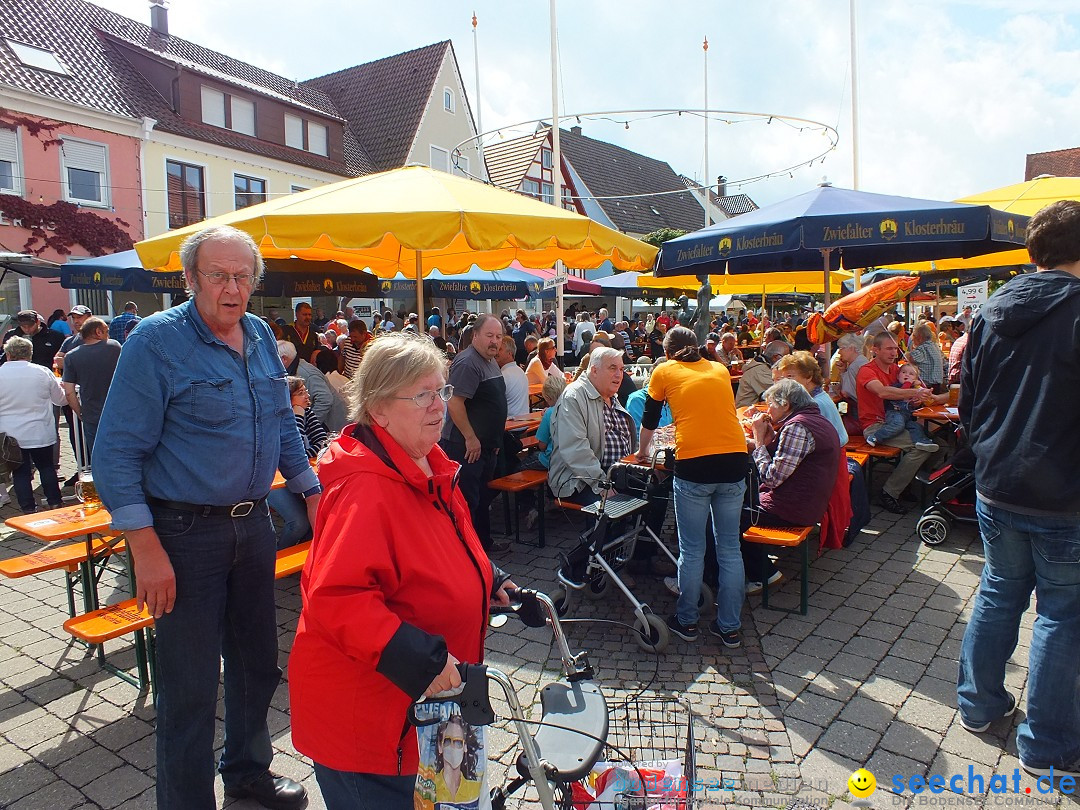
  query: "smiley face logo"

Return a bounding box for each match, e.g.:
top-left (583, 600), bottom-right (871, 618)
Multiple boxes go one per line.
top-left (848, 768), bottom-right (876, 804)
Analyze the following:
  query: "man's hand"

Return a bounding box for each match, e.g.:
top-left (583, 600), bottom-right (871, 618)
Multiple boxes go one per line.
top-left (304, 493), bottom-right (321, 531)
top-left (127, 528), bottom-right (175, 619)
top-left (424, 653), bottom-right (462, 698)
top-left (464, 434), bottom-right (482, 464)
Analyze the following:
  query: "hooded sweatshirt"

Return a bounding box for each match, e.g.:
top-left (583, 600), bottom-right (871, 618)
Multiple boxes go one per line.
top-left (289, 423), bottom-right (497, 774)
top-left (960, 270), bottom-right (1080, 515)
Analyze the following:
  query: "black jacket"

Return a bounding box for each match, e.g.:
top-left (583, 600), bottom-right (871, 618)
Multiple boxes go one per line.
top-left (960, 270), bottom-right (1080, 515)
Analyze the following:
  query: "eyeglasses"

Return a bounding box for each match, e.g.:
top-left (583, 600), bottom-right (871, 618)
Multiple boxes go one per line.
top-left (393, 384), bottom-right (454, 408)
top-left (442, 737), bottom-right (465, 750)
top-left (196, 270), bottom-right (257, 288)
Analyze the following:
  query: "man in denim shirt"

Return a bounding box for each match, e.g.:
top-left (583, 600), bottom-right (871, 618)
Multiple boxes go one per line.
top-left (95, 226), bottom-right (319, 810)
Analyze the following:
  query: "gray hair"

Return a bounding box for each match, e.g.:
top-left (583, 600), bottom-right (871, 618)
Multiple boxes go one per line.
top-left (178, 225), bottom-right (265, 296)
top-left (763, 378), bottom-right (814, 411)
top-left (2, 335), bottom-right (32, 361)
top-left (763, 340), bottom-right (793, 364)
top-left (349, 332), bottom-right (446, 425)
top-left (276, 339), bottom-right (297, 363)
top-left (541, 373), bottom-right (567, 405)
top-left (836, 333), bottom-right (862, 352)
top-left (587, 346), bottom-right (622, 372)
top-left (912, 323), bottom-right (934, 344)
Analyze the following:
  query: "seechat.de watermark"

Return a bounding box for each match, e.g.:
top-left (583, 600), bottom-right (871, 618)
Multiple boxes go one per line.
top-left (846, 766), bottom-right (1077, 807)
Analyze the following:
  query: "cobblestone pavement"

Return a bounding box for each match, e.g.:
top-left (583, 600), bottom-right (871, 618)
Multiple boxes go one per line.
top-left (1, 460), bottom-right (1076, 810)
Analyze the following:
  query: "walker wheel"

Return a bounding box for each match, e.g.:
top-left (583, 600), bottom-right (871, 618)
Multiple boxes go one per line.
top-left (917, 512), bottom-right (951, 546)
top-left (699, 583), bottom-right (715, 610)
top-left (582, 573), bottom-right (609, 601)
top-left (549, 586), bottom-right (571, 617)
top-left (635, 612), bottom-right (669, 653)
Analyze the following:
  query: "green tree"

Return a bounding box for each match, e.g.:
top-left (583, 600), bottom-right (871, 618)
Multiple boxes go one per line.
top-left (641, 228), bottom-right (688, 248)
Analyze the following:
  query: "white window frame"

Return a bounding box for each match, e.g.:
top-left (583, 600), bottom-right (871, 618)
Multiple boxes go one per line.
top-left (231, 96), bottom-right (256, 137)
top-left (285, 114), bottom-right (304, 150)
top-left (452, 153), bottom-right (470, 178)
top-left (60, 137), bottom-right (109, 208)
top-left (307, 121), bottom-right (328, 156)
top-left (541, 182), bottom-right (555, 205)
top-left (0, 127), bottom-right (23, 196)
top-left (521, 178), bottom-right (540, 199)
top-left (5, 40), bottom-right (68, 75)
top-left (443, 87), bottom-right (455, 113)
top-left (541, 147), bottom-right (553, 170)
top-left (201, 86), bottom-right (226, 128)
top-left (429, 145), bottom-right (449, 173)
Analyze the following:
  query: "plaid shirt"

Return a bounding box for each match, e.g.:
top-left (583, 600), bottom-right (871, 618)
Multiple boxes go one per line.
top-left (601, 398), bottom-right (633, 469)
top-left (753, 421), bottom-right (815, 489)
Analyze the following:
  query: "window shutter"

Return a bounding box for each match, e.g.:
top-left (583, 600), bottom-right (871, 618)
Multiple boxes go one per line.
top-left (201, 86), bottom-right (225, 127)
top-left (62, 139), bottom-right (106, 175)
top-left (0, 128), bottom-right (18, 164)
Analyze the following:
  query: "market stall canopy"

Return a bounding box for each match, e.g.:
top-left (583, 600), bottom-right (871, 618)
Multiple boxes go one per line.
top-left (887, 176), bottom-right (1080, 274)
top-left (61, 250), bottom-right (380, 297)
top-left (638, 270), bottom-right (851, 296)
top-left (0, 252), bottom-right (61, 281)
top-left (654, 185), bottom-right (1029, 278)
top-left (134, 166), bottom-right (657, 277)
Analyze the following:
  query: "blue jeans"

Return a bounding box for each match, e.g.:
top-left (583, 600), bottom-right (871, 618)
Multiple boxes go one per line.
top-left (267, 489), bottom-right (311, 549)
top-left (151, 503), bottom-right (282, 809)
top-left (313, 764), bottom-right (415, 809)
top-left (958, 498), bottom-right (1080, 769)
top-left (866, 409), bottom-right (931, 445)
top-left (11, 444), bottom-right (63, 512)
top-left (673, 477), bottom-right (746, 631)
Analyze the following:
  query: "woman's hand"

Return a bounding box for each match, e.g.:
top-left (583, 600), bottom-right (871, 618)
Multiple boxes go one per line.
top-left (751, 412), bottom-right (774, 446)
top-left (492, 578), bottom-right (519, 607)
top-left (424, 653), bottom-right (462, 698)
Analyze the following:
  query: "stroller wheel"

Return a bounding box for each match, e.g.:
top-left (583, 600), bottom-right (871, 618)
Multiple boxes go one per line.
top-left (549, 586), bottom-right (571, 617)
top-left (582, 573), bottom-right (610, 601)
top-left (635, 612), bottom-right (669, 653)
top-left (917, 512), bottom-right (951, 546)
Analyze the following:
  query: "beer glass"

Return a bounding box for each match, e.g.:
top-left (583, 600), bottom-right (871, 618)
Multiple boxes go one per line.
top-left (76, 471), bottom-right (102, 514)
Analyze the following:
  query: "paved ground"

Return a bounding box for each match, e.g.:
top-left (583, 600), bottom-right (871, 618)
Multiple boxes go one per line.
top-left (1, 452), bottom-right (1076, 810)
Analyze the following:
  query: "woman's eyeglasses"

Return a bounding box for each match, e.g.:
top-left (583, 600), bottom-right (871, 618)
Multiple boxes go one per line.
top-left (393, 384), bottom-right (454, 408)
top-left (441, 737), bottom-right (465, 750)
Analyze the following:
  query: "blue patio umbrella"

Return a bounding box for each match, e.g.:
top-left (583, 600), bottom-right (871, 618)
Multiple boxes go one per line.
top-left (61, 250), bottom-right (381, 298)
top-left (655, 184), bottom-right (1029, 305)
top-left (377, 266), bottom-right (543, 300)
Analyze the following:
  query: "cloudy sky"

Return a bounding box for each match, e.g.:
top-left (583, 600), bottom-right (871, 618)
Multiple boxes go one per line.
top-left (92, 0), bottom-right (1080, 207)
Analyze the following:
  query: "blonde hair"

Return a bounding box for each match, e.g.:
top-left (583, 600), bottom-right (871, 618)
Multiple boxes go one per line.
top-left (541, 373), bottom-right (567, 405)
top-left (774, 351), bottom-right (823, 387)
top-left (348, 333), bottom-right (446, 425)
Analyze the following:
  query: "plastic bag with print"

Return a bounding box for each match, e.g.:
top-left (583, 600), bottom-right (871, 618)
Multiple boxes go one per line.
top-left (413, 701), bottom-right (491, 810)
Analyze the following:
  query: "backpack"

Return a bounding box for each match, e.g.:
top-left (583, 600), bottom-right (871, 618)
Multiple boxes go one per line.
top-left (0, 432), bottom-right (22, 474)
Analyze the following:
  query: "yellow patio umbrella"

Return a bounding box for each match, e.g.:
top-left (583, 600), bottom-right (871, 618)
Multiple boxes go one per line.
top-left (888, 176), bottom-right (1080, 273)
top-left (636, 270), bottom-right (851, 296)
top-left (134, 165), bottom-right (657, 328)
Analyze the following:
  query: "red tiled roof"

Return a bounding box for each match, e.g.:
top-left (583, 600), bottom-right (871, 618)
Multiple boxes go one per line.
top-left (1025, 147), bottom-right (1080, 180)
top-left (305, 42), bottom-right (449, 173)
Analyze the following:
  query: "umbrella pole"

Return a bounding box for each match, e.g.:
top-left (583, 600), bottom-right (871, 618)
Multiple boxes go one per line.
top-left (821, 248), bottom-right (833, 380)
top-left (555, 259), bottom-right (566, 360)
top-left (415, 252), bottom-right (424, 331)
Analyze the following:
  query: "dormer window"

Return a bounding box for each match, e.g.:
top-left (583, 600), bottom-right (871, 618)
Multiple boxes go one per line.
top-left (285, 114), bottom-right (328, 156)
top-left (5, 40), bottom-right (69, 75)
top-left (443, 88), bottom-right (455, 113)
top-left (201, 85), bottom-right (256, 137)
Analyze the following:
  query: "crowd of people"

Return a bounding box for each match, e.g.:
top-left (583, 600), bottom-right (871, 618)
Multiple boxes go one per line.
top-left (0, 200), bottom-right (1077, 808)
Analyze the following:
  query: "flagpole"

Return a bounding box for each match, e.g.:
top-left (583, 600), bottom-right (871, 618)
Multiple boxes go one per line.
top-left (850, 0), bottom-right (862, 291)
top-left (550, 0), bottom-right (566, 361)
top-left (703, 35), bottom-right (709, 227)
top-left (472, 12), bottom-right (484, 175)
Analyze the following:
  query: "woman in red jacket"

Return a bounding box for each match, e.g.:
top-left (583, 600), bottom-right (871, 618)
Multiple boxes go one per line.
top-left (289, 332), bottom-right (516, 809)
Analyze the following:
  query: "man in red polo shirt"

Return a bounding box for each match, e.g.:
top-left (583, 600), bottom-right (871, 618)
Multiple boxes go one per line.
top-left (857, 332), bottom-right (947, 514)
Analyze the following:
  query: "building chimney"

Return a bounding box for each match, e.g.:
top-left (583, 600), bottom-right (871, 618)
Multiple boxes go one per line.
top-left (149, 0), bottom-right (169, 37)
top-left (716, 175), bottom-right (727, 198)
top-left (570, 125), bottom-right (582, 137)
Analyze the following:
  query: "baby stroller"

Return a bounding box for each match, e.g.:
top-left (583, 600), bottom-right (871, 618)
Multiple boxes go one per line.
top-left (915, 428), bottom-right (977, 546)
top-left (553, 449), bottom-right (691, 653)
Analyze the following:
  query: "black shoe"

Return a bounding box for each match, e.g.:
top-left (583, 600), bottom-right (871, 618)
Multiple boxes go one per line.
top-left (708, 621), bottom-right (742, 649)
top-left (878, 491), bottom-right (908, 514)
top-left (63, 474), bottom-right (79, 489)
top-left (224, 772), bottom-right (307, 810)
top-left (666, 614), bottom-right (699, 642)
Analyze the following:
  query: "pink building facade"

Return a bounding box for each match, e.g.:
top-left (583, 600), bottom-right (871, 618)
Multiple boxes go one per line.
top-left (0, 116), bottom-right (143, 321)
